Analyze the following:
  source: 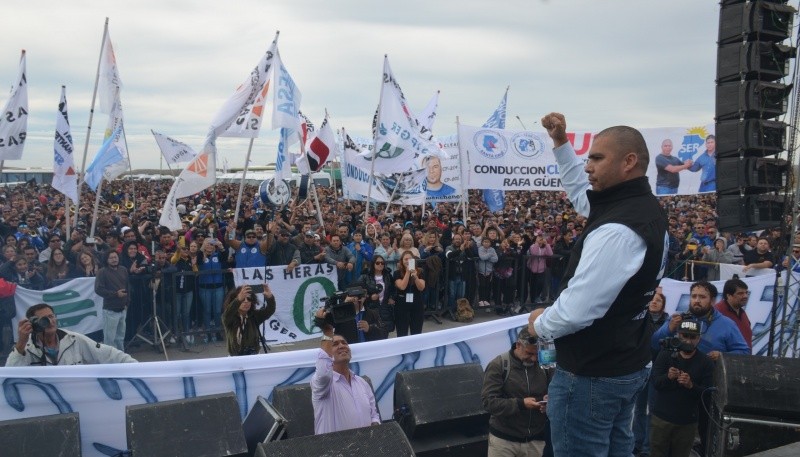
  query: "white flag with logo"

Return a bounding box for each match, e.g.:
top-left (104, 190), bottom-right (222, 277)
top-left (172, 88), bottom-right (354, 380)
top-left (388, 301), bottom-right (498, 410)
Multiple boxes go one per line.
top-left (364, 56), bottom-right (446, 175)
top-left (159, 138), bottom-right (217, 230)
top-left (417, 90), bottom-right (439, 132)
top-left (52, 86), bottom-right (78, 202)
top-left (152, 130), bottom-right (197, 165)
top-left (98, 31), bottom-right (123, 115)
top-left (210, 33), bottom-right (279, 139)
top-left (0, 51), bottom-right (28, 160)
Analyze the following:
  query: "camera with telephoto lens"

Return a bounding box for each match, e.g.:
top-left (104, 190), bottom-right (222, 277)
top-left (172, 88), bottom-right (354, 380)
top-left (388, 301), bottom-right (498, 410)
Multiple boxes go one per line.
top-left (659, 336), bottom-right (683, 353)
top-left (30, 316), bottom-right (51, 333)
top-left (679, 311), bottom-right (694, 321)
top-left (365, 283), bottom-right (383, 297)
top-left (319, 287), bottom-right (365, 325)
top-left (147, 208), bottom-right (158, 223)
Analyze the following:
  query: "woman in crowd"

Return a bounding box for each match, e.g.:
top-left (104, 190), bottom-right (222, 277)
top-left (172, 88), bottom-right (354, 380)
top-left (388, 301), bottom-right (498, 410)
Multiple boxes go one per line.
top-left (171, 240), bottom-right (200, 343)
top-left (70, 249), bottom-right (99, 278)
top-left (394, 250), bottom-right (425, 336)
top-left (398, 233), bottom-right (420, 259)
top-left (198, 238), bottom-right (225, 343)
top-left (702, 237), bottom-right (734, 281)
top-left (493, 238), bottom-right (521, 314)
top-left (44, 247), bottom-right (70, 288)
top-left (476, 237), bottom-right (498, 308)
top-left (222, 283), bottom-right (275, 356)
top-left (120, 240), bottom-right (149, 341)
top-left (374, 233), bottom-right (400, 273)
top-left (356, 254), bottom-right (396, 335)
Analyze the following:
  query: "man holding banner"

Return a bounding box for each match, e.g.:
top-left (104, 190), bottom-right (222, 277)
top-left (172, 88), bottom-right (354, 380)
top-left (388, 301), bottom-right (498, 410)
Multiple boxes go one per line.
top-left (528, 113), bottom-right (668, 456)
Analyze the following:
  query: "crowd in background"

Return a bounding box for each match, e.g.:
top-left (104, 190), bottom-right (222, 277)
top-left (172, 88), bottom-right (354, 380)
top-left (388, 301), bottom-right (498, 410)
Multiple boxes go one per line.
top-left (0, 178), bottom-right (792, 356)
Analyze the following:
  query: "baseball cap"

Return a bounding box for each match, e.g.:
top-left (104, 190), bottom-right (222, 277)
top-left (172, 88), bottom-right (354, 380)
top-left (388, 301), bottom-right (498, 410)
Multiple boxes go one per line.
top-left (305, 230), bottom-right (315, 237)
top-left (678, 320), bottom-right (700, 336)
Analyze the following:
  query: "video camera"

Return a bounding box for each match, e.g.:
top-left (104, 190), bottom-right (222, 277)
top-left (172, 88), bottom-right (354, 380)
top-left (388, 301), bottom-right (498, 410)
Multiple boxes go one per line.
top-left (321, 287), bottom-right (365, 324)
top-left (365, 282), bottom-right (383, 297)
top-left (659, 336), bottom-right (683, 353)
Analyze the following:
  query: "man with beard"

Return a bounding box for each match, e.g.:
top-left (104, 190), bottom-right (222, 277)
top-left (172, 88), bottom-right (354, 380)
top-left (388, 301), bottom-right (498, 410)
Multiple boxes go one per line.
top-left (266, 229), bottom-right (300, 271)
top-left (311, 324), bottom-right (380, 434)
top-left (649, 320), bottom-right (714, 457)
top-left (482, 327), bottom-right (551, 456)
top-left (714, 278), bottom-right (752, 351)
top-left (651, 281), bottom-right (749, 455)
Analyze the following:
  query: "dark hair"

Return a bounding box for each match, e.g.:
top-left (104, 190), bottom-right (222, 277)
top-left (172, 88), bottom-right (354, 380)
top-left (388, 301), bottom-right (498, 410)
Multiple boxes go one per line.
top-left (651, 292), bottom-right (667, 312)
top-left (595, 125), bottom-right (650, 173)
top-left (26, 303), bottom-right (53, 319)
top-left (723, 278), bottom-right (748, 298)
top-left (690, 280), bottom-right (717, 298)
top-left (368, 254), bottom-right (386, 275)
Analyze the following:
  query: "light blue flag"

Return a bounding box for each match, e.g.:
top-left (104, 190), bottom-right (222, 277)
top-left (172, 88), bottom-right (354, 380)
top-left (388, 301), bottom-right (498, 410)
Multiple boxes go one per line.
top-left (85, 126), bottom-right (124, 191)
top-left (483, 90), bottom-right (508, 212)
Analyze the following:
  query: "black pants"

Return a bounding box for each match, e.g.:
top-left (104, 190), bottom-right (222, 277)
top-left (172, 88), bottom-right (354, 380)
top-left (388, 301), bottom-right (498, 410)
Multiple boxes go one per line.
top-left (394, 299), bottom-right (424, 336)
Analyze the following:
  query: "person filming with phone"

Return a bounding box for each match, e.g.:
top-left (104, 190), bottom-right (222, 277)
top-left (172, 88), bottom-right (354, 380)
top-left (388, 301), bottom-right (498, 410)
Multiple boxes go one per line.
top-left (222, 283), bottom-right (276, 356)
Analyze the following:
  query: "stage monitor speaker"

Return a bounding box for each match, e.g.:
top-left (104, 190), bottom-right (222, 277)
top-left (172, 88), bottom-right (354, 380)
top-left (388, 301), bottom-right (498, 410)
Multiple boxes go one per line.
top-left (706, 354), bottom-right (800, 457)
top-left (0, 412), bottom-right (81, 457)
top-left (243, 395), bottom-right (287, 456)
top-left (126, 392), bottom-right (247, 457)
top-left (717, 194), bottom-right (783, 232)
top-left (394, 362), bottom-right (489, 440)
top-left (272, 376), bottom-right (376, 439)
top-left (716, 119), bottom-right (787, 158)
top-left (255, 421), bottom-right (414, 457)
top-left (718, 1), bottom-right (795, 45)
top-left (716, 157), bottom-right (788, 195)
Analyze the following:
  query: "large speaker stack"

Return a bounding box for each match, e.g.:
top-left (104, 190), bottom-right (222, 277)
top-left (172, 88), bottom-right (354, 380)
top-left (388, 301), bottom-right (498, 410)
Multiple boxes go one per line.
top-left (393, 363), bottom-right (489, 456)
top-left (716, 0), bottom-right (796, 232)
top-left (706, 354), bottom-right (800, 456)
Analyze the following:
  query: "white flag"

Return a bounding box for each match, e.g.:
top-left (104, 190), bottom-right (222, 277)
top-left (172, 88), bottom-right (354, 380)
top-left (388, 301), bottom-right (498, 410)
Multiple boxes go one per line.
top-left (152, 130), bottom-right (197, 164)
top-left (210, 33), bottom-right (279, 139)
top-left (98, 31), bottom-right (123, 115)
top-left (271, 49), bottom-right (303, 132)
top-left (52, 86), bottom-right (78, 202)
top-left (306, 116), bottom-right (338, 172)
top-left (367, 56), bottom-right (445, 174)
top-left (417, 91), bottom-right (439, 132)
top-left (0, 50), bottom-right (28, 160)
top-left (99, 91), bottom-right (128, 181)
top-left (159, 138), bottom-right (217, 230)
top-left (219, 33), bottom-right (278, 138)
top-left (341, 132), bottom-right (391, 202)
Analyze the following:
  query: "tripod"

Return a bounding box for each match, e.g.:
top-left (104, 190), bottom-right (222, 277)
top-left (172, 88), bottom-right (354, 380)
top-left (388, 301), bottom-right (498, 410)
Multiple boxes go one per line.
top-left (131, 278), bottom-right (172, 360)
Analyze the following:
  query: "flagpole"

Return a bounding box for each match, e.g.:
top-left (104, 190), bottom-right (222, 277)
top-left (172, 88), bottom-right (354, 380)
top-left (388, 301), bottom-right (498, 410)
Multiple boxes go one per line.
top-left (456, 116), bottom-right (468, 224)
top-left (78, 17), bottom-right (109, 191)
top-left (89, 179), bottom-right (104, 240)
top-left (64, 196), bottom-right (71, 241)
top-left (232, 137), bottom-right (256, 230)
top-left (122, 121), bottom-right (136, 221)
top-left (365, 55), bottom-right (387, 223)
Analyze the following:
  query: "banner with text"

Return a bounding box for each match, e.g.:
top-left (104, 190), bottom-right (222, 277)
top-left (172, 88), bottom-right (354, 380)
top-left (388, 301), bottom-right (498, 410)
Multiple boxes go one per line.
top-left (232, 265), bottom-right (338, 344)
top-left (12, 278), bottom-right (104, 340)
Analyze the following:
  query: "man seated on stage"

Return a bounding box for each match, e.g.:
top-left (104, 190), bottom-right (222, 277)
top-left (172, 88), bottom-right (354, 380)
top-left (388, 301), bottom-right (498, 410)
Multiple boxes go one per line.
top-left (6, 303), bottom-right (137, 366)
top-left (311, 321), bottom-right (380, 434)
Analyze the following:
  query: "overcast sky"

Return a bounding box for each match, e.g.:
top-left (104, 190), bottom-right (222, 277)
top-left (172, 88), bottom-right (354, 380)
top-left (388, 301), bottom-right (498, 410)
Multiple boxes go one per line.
top-left (0, 0), bottom-right (720, 171)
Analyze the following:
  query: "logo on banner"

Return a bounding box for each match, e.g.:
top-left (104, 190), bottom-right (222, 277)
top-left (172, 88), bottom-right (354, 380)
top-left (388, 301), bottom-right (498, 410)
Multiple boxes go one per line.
top-left (474, 130), bottom-right (507, 159)
top-left (293, 276), bottom-right (337, 334)
top-left (187, 154), bottom-right (208, 177)
top-left (678, 126), bottom-right (708, 162)
top-left (511, 132), bottom-right (545, 160)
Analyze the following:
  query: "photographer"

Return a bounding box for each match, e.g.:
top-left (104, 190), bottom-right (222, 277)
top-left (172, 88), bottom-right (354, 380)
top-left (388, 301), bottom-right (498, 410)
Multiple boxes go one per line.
top-left (314, 286), bottom-right (386, 344)
top-left (6, 303), bottom-right (137, 366)
top-left (649, 320), bottom-right (713, 457)
top-left (222, 283), bottom-right (276, 356)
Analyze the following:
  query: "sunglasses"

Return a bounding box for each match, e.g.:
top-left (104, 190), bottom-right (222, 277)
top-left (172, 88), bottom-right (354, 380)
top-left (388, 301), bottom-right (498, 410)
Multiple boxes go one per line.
top-left (374, 261), bottom-right (384, 265)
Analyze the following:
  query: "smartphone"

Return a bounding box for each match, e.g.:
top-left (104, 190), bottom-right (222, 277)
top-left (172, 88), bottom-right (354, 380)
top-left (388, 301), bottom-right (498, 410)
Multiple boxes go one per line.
top-left (249, 284), bottom-right (264, 294)
top-left (538, 400), bottom-right (547, 405)
top-left (408, 258), bottom-right (415, 271)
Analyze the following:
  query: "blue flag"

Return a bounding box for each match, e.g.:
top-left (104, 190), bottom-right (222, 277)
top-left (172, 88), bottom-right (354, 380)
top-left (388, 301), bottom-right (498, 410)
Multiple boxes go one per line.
top-left (85, 126), bottom-right (124, 191)
top-left (482, 90), bottom-right (507, 212)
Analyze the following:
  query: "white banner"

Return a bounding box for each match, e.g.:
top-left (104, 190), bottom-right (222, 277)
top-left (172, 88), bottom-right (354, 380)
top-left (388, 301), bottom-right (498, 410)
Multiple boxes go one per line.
top-left (0, 313), bottom-right (530, 457)
top-left (426, 134), bottom-right (461, 202)
top-left (0, 51), bottom-right (28, 160)
top-left (231, 265), bottom-right (338, 344)
top-left (11, 278), bottom-right (104, 340)
top-left (52, 86), bottom-right (78, 202)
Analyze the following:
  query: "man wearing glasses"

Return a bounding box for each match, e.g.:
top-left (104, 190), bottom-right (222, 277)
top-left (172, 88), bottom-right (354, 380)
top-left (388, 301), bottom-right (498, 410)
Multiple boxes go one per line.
top-left (266, 229), bottom-right (300, 272)
top-left (225, 227), bottom-right (271, 268)
top-left (649, 320), bottom-right (714, 457)
top-left (6, 303), bottom-right (137, 366)
top-left (38, 235), bottom-right (63, 263)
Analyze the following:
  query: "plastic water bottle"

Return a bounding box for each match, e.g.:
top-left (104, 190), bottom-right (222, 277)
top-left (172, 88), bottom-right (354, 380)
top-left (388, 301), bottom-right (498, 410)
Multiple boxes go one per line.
top-left (538, 338), bottom-right (557, 369)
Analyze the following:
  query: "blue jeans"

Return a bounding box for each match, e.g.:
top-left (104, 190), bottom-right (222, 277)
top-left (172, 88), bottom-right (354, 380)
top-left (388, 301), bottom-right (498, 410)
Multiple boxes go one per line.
top-left (448, 278), bottom-right (465, 311)
top-left (199, 286), bottom-right (223, 336)
top-left (656, 185), bottom-right (678, 195)
top-left (175, 291), bottom-right (194, 334)
top-left (632, 367), bottom-right (652, 454)
top-left (103, 308), bottom-right (127, 351)
top-left (548, 366), bottom-right (648, 457)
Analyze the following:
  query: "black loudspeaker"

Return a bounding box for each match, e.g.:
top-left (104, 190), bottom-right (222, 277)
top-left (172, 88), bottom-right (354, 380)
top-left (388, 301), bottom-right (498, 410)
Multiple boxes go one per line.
top-left (394, 363), bottom-right (489, 439)
top-left (272, 376), bottom-right (376, 439)
top-left (255, 421), bottom-right (414, 457)
top-left (0, 412), bottom-right (81, 457)
top-left (243, 396), bottom-right (287, 456)
top-left (126, 392), bottom-right (247, 457)
top-left (706, 354), bottom-right (800, 457)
